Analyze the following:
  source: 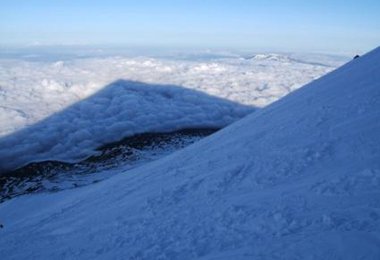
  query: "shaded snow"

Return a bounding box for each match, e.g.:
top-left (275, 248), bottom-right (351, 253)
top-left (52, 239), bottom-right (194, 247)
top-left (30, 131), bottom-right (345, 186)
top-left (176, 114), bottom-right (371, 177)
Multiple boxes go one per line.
top-left (0, 48), bottom-right (378, 259)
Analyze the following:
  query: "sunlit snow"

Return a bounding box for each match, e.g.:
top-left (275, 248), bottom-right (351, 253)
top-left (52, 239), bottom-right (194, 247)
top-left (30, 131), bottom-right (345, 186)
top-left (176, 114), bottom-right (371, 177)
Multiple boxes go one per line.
top-left (0, 48), bottom-right (378, 259)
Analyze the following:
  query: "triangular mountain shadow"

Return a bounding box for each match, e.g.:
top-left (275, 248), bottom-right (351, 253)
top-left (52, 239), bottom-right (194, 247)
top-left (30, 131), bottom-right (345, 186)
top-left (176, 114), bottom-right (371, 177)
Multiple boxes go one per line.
top-left (0, 80), bottom-right (256, 174)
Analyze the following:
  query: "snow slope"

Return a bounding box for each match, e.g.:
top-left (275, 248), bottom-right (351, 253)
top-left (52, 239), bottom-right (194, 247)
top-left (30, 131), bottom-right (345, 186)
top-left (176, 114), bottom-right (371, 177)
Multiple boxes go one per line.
top-left (0, 48), bottom-right (378, 259)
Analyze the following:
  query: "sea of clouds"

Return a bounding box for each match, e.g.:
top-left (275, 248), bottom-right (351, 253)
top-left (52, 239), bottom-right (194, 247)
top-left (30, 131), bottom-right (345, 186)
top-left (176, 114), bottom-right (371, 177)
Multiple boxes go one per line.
top-left (0, 52), bottom-right (347, 171)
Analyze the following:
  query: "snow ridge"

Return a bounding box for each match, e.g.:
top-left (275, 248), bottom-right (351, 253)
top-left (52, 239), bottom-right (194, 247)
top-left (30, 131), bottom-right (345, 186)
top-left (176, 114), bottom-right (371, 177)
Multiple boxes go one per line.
top-left (0, 47), bottom-right (378, 259)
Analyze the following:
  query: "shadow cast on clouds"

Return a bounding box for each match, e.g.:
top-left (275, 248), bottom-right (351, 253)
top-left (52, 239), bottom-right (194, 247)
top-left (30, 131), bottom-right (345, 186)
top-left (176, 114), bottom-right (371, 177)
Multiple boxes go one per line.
top-left (0, 79), bottom-right (255, 173)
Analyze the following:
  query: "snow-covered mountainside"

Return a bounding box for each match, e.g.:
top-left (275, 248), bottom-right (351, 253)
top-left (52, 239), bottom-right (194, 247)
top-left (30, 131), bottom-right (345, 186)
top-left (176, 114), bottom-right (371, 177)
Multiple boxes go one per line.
top-left (0, 47), bottom-right (378, 259)
top-left (0, 53), bottom-right (345, 172)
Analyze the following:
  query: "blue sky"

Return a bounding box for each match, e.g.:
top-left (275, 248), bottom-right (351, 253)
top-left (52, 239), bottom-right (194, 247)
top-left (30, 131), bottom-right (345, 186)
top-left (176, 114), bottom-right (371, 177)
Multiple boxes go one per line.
top-left (1, 0), bottom-right (379, 53)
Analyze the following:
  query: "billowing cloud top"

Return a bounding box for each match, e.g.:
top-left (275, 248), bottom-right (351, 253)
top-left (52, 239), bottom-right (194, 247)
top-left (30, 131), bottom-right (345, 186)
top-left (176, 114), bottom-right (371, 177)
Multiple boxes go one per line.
top-left (0, 53), bottom-right (345, 171)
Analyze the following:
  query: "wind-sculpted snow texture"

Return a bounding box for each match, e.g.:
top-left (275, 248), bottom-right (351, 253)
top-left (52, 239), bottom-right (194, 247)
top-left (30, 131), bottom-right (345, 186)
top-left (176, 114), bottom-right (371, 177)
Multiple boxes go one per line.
top-left (0, 48), bottom-right (378, 259)
top-left (0, 53), bottom-right (343, 172)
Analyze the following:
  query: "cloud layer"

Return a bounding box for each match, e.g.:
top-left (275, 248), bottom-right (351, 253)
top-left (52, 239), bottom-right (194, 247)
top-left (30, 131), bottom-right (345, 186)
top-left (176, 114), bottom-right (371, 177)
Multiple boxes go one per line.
top-left (0, 53), bottom-right (346, 171)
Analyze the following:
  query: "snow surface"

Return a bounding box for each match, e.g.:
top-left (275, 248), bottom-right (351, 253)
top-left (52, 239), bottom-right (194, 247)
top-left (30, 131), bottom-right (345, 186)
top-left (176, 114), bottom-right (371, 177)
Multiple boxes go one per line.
top-left (0, 48), bottom-right (378, 259)
top-left (0, 53), bottom-right (344, 172)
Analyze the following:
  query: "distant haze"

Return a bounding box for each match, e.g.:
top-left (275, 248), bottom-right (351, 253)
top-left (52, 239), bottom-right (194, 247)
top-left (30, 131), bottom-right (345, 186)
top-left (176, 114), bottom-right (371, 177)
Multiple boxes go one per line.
top-left (1, 0), bottom-right (379, 55)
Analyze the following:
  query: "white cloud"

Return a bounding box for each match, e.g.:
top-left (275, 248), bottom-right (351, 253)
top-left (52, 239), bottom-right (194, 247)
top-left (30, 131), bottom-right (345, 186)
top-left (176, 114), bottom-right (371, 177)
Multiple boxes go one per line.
top-left (0, 53), bottom-right (347, 171)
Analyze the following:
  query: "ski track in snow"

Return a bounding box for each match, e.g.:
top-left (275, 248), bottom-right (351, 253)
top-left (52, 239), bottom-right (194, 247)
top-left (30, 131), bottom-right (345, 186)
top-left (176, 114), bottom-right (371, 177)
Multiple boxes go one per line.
top-left (0, 53), bottom-right (346, 172)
